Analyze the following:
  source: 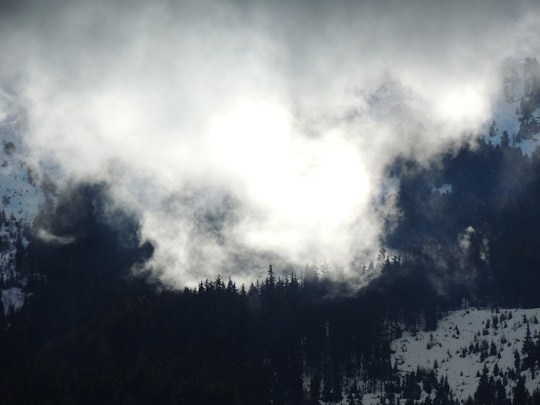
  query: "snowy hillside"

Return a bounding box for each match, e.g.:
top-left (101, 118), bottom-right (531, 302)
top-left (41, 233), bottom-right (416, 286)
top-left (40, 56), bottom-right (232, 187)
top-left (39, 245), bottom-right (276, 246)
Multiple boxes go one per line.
top-left (484, 57), bottom-right (540, 156)
top-left (0, 111), bottom-right (50, 317)
top-left (392, 308), bottom-right (540, 403)
top-left (0, 115), bottom-right (46, 221)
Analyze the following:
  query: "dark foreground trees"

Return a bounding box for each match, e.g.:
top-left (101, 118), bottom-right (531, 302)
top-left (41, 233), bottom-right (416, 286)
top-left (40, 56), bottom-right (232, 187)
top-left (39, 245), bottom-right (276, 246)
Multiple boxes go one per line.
top-left (0, 183), bottom-right (403, 404)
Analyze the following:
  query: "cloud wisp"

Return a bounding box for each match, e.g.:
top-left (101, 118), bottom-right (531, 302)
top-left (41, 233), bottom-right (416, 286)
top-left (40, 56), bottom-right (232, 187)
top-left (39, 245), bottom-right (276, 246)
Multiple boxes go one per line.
top-left (0, 0), bottom-right (539, 286)
top-left (36, 229), bottom-right (76, 246)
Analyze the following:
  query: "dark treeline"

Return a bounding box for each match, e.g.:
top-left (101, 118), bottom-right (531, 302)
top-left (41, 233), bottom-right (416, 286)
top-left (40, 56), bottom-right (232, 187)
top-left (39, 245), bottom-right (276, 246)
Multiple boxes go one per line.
top-left (0, 183), bottom-right (407, 404)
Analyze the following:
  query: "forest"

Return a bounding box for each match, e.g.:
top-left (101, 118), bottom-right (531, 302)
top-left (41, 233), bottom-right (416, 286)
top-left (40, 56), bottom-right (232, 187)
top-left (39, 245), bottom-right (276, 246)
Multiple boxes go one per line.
top-left (2, 136), bottom-right (540, 403)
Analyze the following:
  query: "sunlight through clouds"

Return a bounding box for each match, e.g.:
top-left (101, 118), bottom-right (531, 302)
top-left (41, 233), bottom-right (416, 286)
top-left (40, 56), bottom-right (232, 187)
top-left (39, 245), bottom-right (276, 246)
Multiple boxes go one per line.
top-left (0, 0), bottom-right (539, 285)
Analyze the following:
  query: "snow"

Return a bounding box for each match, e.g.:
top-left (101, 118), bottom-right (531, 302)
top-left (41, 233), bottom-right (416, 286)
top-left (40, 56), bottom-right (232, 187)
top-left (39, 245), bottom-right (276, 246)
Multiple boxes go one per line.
top-left (1, 287), bottom-right (25, 316)
top-left (517, 133), bottom-right (540, 157)
top-left (0, 219), bottom-right (22, 280)
top-left (362, 392), bottom-right (383, 405)
top-left (0, 112), bottom-right (50, 316)
top-left (483, 59), bottom-right (540, 157)
top-left (435, 183), bottom-right (452, 194)
top-left (392, 308), bottom-right (540, 402)
top-left (0, 119), bottom-right (46, 221)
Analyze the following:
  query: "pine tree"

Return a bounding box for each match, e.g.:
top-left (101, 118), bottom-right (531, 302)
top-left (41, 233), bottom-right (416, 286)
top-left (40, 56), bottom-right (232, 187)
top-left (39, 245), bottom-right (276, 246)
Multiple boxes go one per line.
top-left (514, 349), bottom-right (521, 371)
top-left (309, 372), bottom-right (321, 403)
top-left (501, 130), bottom-right (511, 148)
top-left (266, 264), bottom-right (275, 288)
top-left (523, 323), bottom-right (535, 371)
top-left (490, 341), bottom-right (498, 357)
top-left (513, 376), bottom-right (528, 405)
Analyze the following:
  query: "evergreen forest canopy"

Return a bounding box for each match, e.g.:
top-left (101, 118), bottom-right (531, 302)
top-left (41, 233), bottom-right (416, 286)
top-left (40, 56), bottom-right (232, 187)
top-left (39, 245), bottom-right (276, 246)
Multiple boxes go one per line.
top-left (3, 137), bottom-right (540, 403)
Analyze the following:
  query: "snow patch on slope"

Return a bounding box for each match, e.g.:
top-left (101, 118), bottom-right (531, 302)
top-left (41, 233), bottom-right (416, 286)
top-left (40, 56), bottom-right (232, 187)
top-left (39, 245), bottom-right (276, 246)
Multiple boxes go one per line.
top-left (485, 58), bottom-right (540, 156)
top-left (0, 110), bottom-right (50, 317)
top-left (0, 117), bottom-right (46, 221)
top-left (392, 308), bottom-right (540, 402)
top-left (1, 287), bottom-right (25, 317)
top-left (435, 183), bottom-right (453, 194)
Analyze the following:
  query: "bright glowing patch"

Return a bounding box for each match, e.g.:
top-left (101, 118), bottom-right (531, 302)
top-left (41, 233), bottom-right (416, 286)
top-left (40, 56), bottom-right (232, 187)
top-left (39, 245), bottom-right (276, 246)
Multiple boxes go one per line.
top-left (436, 86), bottom-right (488, 127)
top-left (210, 99), bottom-right (292, 180)
top-left (209, 99), bottom-right (370, 261)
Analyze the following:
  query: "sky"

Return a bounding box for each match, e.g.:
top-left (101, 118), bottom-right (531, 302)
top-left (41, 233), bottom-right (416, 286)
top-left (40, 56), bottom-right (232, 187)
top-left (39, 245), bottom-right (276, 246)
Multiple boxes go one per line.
top-left (0, 0), bottom-right (539, 287)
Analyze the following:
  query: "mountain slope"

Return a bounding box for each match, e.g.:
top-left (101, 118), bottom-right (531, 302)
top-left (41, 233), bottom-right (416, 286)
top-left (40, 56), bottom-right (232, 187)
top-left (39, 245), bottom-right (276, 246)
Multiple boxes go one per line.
top-left (0, 112), bottom-right (49, 317)
top-left (392, 308), bottom-right (540, 403)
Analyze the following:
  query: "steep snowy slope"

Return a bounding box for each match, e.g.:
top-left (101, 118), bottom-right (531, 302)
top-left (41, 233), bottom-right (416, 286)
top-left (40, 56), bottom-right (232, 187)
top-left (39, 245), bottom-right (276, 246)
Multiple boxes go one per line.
top-left (0, 111), bottom-right (49, 317)
top-left (0, 115), bottom-right (46, 220)
top-left (392, 308), bottom-right (540, 402)
top-left (485, 57), bottom-right (540, 156)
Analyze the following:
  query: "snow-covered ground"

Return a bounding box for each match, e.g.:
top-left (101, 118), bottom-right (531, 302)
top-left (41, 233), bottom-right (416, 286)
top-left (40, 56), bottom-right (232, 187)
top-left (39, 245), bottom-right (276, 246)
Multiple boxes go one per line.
top-left (1, 287), bottom-right (25, 317)
top-left (0, 117), bottom-right (46, 222)
top-left (483, 58), bottom-right (540, 156)
top-left (392, 307), bottom-right (540, 402)
top-left (0, 111), bottom-right (49, 318)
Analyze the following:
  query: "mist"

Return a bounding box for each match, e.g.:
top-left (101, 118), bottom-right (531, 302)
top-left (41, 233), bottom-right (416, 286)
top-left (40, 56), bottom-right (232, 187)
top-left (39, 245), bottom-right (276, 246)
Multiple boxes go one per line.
top-left (0, 0), bottom-right (539, 286)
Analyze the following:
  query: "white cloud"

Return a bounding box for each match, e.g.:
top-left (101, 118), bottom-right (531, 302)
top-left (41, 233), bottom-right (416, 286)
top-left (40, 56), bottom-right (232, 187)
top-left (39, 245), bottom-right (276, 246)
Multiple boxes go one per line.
top-left (0, 0), bottom-right (539, 286)
top-left (36, 229), bottom-right (76, 246)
